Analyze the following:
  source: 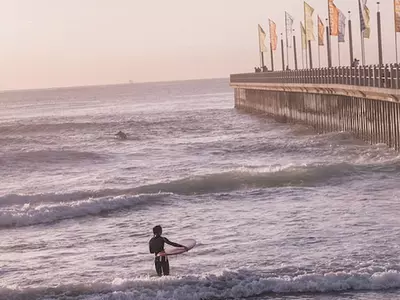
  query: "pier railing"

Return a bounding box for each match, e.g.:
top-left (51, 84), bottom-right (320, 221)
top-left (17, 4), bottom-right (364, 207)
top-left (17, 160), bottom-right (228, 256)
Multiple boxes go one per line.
top-left (231, 64), bottom-right (400, 89)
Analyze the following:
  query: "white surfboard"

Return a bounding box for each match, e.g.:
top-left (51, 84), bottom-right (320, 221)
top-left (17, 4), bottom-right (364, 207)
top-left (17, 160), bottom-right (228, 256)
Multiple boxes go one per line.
top-left (158, 239), bottom-right (196, 256)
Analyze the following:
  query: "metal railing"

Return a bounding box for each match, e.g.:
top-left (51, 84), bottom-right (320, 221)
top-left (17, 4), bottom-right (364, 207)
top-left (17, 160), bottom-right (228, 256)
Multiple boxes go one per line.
top-left (230, 64), bottom-right (400, 89)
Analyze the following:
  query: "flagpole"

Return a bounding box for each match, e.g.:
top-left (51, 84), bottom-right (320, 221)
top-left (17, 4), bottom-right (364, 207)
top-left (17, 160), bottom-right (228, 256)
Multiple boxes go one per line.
top-left (396, 25), bottom-right (399, 64)
top-left (260, 51), bottom-right (265, 69)
top-left (327, 0), bottom-right (332, 67)
top-left (361, 35), bottom-right (366, 66)
top-left (395, 0), bottom-right (399, 64)
top-left (285, 13), bottom-right (290, 69)
top-left (348, 11), bottom-right (354, 66)
top-left (318, 42), bottom-right (321, 67)
top-left (270, 42), bottom-right (275, 71)
top-left (338, 39), bottom-right (341, 66)
top-left (326, 19), bottom-right (332, 68)
top-left (396, 33), bottom-right (399, 64)
top-left (281, 33), bottom-right (285, 70)
top-left (317, 16), bottom-right (321, 68)
top-left (258, 26), bottom-right (264, 68)
top-left (361, 36), bottom-right (365, 66)
top-left (286, 42), bottom-right (289, 70)
top-left (358, 0), bottom-right (366, 65)
top-left (304, 2), bottom-right (309, 68)
top-left (377, 2), bottom-right (383, 65)
top-left (293, 30), bottom-right (298, 70)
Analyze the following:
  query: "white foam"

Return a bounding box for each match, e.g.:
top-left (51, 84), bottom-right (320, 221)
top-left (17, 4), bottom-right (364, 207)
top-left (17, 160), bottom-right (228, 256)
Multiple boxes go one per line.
top-left (0, 190), bottom-right (117, 207)
top-left (3, 269), bottom-right (400, 300)
top-left (0, 193), bottom-right (168, 228)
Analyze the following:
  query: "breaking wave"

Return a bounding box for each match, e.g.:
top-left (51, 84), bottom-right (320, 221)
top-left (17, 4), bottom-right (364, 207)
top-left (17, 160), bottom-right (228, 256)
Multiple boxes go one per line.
top-left (0, 193), bottom-right (169, 228)
top-left (2, 162), bottom-right (398, 228)
top-left (2, 269), bottom-right (400, 300)
top-left (135, 163), bottom-right (359, 195)
top-left (1, 162), bottom-right (360, 207)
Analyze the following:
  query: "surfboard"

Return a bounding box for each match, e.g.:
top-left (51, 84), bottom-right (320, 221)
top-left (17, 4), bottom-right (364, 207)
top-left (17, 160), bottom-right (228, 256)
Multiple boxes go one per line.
top-left (157, 239), bottom-right (196, 256)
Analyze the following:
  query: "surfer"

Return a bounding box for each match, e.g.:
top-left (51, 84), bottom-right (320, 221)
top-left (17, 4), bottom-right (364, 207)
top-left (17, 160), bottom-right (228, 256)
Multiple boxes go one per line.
top-left (149, 225), bottom-right (187, 276)
top-left (115, 131), bottom-right (127, 140)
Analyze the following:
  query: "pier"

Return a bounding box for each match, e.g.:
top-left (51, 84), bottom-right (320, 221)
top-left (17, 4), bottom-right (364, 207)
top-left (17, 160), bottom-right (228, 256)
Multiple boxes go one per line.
top-left (230, 65), bottom-right (400, 150)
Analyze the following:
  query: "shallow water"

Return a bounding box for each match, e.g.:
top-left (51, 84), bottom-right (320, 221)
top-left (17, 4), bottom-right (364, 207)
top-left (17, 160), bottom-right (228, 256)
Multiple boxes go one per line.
top-left (1, 79), bottom-right (400, 300)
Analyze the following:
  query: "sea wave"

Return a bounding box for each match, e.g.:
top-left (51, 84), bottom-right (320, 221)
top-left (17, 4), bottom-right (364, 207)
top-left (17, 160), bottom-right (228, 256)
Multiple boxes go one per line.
top-left (0, 119), bottom-right (176, 135)
top-left (2, 269), bottom-right (400, 300)
top-left (1, 162), bottom-right (398, 227)
top-left (0, 149), bottom-right (106, 165)
top-left (133, 163), bottom-right (363, 195)
top-left (0, 136), bottom-right (57, 146)
top-left (0, 193), bottom-right (169, 228)
top-left (0, 190), bottom-right (128, 207)
top-left (1, 163), bottom-right (357, 206)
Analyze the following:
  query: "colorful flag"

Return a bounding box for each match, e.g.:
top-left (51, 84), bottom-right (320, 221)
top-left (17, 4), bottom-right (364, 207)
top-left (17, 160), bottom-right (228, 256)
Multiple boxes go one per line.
top-left (359, 0), bottom-right (371, 38)
top-left (258, 24), bottom-right (268, 53)
top-left (304, 2), bottom-right (315, 41)
top-left (269, 19), bottom-right (278, 51)
top-left (329, 0), bottom-right (339, 36)
top-left (395, 0), bottom-right (400, 32)
top-left (338, 9), bottom-right (346, 43)
top-left (318, 16), bottom-right (325, 46)
top-left (363, 3), bottom-right (371, 38)
top-left (285, 12), bottom-right (294, 48)
top-left (301, 22), bottom-right (307, 49)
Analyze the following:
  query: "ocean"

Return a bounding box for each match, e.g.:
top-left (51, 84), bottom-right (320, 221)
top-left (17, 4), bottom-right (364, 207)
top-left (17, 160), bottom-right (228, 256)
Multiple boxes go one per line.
top-left (1, 78), bottom-right (400, 300)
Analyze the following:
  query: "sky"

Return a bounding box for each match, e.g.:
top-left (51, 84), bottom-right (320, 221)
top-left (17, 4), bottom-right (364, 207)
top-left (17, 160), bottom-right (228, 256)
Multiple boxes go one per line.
top-left (0, 0), bottom-right (397, 90)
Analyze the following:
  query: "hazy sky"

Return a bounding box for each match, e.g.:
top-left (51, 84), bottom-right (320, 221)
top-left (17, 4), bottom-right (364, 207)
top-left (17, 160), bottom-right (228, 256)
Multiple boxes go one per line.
top-left (0, 0), bottom-right (397, 90)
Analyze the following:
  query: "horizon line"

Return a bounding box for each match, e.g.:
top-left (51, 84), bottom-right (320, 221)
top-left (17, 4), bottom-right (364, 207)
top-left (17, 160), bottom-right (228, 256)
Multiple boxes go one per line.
top-left (0, 76), bottom-right (229, 94)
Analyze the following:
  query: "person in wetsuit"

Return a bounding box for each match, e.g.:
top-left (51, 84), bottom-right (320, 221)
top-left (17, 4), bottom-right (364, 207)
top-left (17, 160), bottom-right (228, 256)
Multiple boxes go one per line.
top-left (115, 131), bottom-right (127, 140)
top-left (149, 225), bottom-right (187, 276)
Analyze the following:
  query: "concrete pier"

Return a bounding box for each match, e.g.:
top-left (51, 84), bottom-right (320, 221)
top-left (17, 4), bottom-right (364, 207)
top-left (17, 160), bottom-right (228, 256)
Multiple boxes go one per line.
top-left (231, 78), bottom-right (400, 150)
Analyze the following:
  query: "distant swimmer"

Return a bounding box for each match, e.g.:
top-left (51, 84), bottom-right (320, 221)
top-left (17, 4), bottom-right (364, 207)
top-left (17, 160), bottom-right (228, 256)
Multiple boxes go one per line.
top-left (115, 131), bottom-right (128, 140)
top-left (149, 225), bottom-right (187, 276)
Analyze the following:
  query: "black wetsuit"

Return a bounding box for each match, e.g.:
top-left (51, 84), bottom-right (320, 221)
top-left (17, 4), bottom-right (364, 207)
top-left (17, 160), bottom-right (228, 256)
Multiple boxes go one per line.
top-left (149, 235), bottom-right (183, 276)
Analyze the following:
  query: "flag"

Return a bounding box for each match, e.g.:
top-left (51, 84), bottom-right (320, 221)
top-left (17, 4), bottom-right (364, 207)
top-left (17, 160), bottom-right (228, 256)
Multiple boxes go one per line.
top-left (363, 2), bottom-right (371, 38)
top-left (318, 16), bottom-right (325, 46)
top-left (338, 9), bottom-right (346, 43)
top-left (358, 0), bottom-right (366, 32)
top-left (269, 19), bottom-right (278, 51)
top-left (329, 0), bottom-right (339, 36)
top-left (258, 24), bottom-right (267, 52)
top-left (395, 0), bottom-right (400, 32)
top-left (301, 22), bottom-right (307, 49)
top-left (359, 0), bottom-right (371, 38)
top-left (304, 2), bottom-right (315, 41)
top-left (285, 12), bottom-right (294, 47)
